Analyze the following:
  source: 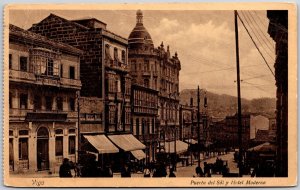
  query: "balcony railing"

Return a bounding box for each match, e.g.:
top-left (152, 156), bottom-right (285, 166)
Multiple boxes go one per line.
top-left (9, 108), bottom-right (77, 121)
top-left (9, 69), bottom-right (81, 89)
top-left (80, 113), bottom-right (102, 122)
top-left (105, 59), bottom-right (129, 73)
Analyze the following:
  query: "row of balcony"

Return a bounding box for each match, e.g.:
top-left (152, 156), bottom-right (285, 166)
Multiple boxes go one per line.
top-left (130, 71), bottom-right (159, 77)
top-left (105, 59), bottom-right (129, 73)
top-left (9, 70), bottom-right (81, 89)
top-left (9, 108), bottom-right (77, 121)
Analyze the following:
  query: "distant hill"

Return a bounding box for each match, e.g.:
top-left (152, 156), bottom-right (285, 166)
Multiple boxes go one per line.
top-left (180, 89), bottom-right (276, 119)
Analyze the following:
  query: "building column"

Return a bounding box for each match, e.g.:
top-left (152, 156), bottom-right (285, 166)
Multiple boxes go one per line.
top-left (48, 123), bottom-right (56, 173)
top-left (13, 129), bottom-right (18, 172)
top-left (63, 128), bottom-right (69, 159)
top-left (28, 123), bottom-right (37, 172)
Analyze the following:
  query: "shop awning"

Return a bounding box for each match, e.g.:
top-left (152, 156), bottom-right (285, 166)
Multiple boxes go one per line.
top-left (108, 134), bottom-right (146, 151)
top-left (164, 140), bottom-right (188, 154)
top-left (131, 150), bottom-right (146, 160)
top-left (83, 135), bottom-right (119, 154)
top-left (184, 139), bottom-right (198, 144)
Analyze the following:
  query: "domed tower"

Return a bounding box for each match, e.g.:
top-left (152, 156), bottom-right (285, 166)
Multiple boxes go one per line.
top-left (128, 10), bottom-right (154, 51)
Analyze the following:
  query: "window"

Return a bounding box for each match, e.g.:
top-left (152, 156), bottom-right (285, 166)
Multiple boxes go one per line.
top-left (152, 119), bottom-right (155, 134)
top-left (69, 98), bottom-right (75, 111)
top-left (19, 130), bottom-right (29, 136)
top-left (45, 96), bottom-right (52, 111)
top-left (69, 66), bottom-right (75, 79)
top-left (145, 60), bottom-right (149, 71)
top-left (144, 79), bottom-right (149, 88)
top-left (9, 92), bottom-right (12, 109)
top-left (19, 138), bottom-right (28, 160)
top-left (136, 118), bottom-right (139, 136)
top-left (9, 54), bottom-right (12, 69)
top-left (34, 95), bottom-right (42, 110)
top-left (60, 64), bottom-right (63, 77)
top-left (55, 136), bottom-right (63, 156)
top-left (46, 59), bottom-right (54, 75)
top-left (69, 129), bottom-right (76, 134)
top-left (121, 50), bottom-right (126, 63)
top-left (20, 56), bottom-right (27, 71)
top-left (109, 106), bottom-right (115, 124)
top-left (20, 94), bottom-right (28, 109)
top-left (114, 48), bottom-right (118, 65)
top-left (56, 97), bottom-right (63, 111)
top-left (68, 136), bottom-right (75, 155)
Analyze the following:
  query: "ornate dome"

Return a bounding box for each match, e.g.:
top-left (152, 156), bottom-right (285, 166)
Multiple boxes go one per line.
top-left (128, 10), bottom-right (154, 50)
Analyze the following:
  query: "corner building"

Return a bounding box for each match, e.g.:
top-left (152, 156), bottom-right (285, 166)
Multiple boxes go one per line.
top-left (128, 10), bottom-right (182, 161)
top-left (9, 24), bottom-right (82, 173)
top-left (29, 14), bottom-right (146, 170)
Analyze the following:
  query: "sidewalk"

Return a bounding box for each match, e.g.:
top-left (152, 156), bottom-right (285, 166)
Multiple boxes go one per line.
top-left (10, 152), bottom-right (238, 178)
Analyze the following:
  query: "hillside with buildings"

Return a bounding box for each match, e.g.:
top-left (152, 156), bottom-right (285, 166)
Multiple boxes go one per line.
top-left (180, 89), bottom-right (276, 119)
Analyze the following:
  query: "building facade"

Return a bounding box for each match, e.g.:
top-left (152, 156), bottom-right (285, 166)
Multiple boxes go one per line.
top-left (131, 84), bottom-right (158, 163)
top-left (267, 10), bottom-right (288, 177)
top-left (9, 24), bottom-right (82, 173)
top-left (29, 14), bottom-right (132, 134)
top-left (128, 10), bottom-right (181, 155)
top-left (209, 114), bottom-right (251, 149)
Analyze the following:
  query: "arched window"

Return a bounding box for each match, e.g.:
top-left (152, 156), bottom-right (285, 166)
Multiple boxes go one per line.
top-left (37, 127), bottom-right (49, 138)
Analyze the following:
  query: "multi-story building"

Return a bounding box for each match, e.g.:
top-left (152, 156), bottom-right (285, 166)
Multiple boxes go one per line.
top-left (131, 84), bottom-right (158, 163)
top-left (267, 10), bottom-right (288, 177)
top-left (128, 10), bottom-right (182, 158)
top-left (9, 24), bottom-right (82, 173)
top-left (29, 14), bottom-right (145, 168)
top-left (209, 114), bottom-right (251, 149)
top-left (29, 14), bottom-right (132, 134)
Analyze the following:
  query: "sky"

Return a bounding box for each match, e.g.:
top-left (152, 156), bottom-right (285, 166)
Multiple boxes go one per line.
top-left (9, 9), bottom-right (277, 100)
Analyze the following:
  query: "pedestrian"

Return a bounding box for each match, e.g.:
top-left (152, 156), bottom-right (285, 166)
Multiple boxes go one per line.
top-left (169, 167), bottom-right (176, 177)
top-left (194, 166), bottom-right (204, 177)
top-left (143, 166), bottom-right (151, 177)
top-left (121, 163), bottom-right (131, 177)
top-left (204, 162), bottom-right (211, 177)
top-left (103, 165), bottom-right (113, 177)
top-left (59, 158), bottom-right (72, 177)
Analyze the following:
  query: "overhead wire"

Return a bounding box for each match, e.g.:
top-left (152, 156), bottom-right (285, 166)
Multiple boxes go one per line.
top-left (245, 11), bottom-right (275, 55)
top-left (237, 11), bottom-right (275, 77)
top-left (239, 11), bottom-right (275, 61)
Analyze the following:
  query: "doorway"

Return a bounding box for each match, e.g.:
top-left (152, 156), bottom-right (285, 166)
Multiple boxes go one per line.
top-left (37, 127), bottom-right (49, 171)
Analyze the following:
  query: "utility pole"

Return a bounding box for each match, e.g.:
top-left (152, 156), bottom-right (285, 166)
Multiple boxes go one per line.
top-left (234, 10), bottom-right (243, 177)
top-left (190, 97), bottom-right (193, 166)
top-left (197, 85), bottom-right (201, 167)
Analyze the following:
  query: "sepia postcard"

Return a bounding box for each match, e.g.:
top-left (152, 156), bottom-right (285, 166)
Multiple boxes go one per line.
top-left (3, 2), bottom-right (297, 187)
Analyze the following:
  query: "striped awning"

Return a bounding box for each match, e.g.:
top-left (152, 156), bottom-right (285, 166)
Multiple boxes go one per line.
top-left (164, 140), bottom-right (189, 154)
top-left (84, 135), bottom-right (119, 154)
top-left (108, 134), bottom-right (146, 151)
top-left (131, 150), bottom-right (146, 160)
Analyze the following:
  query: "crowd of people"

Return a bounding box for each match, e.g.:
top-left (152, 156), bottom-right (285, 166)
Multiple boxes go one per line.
top-left (59, 157), bottom-right (177, 178)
